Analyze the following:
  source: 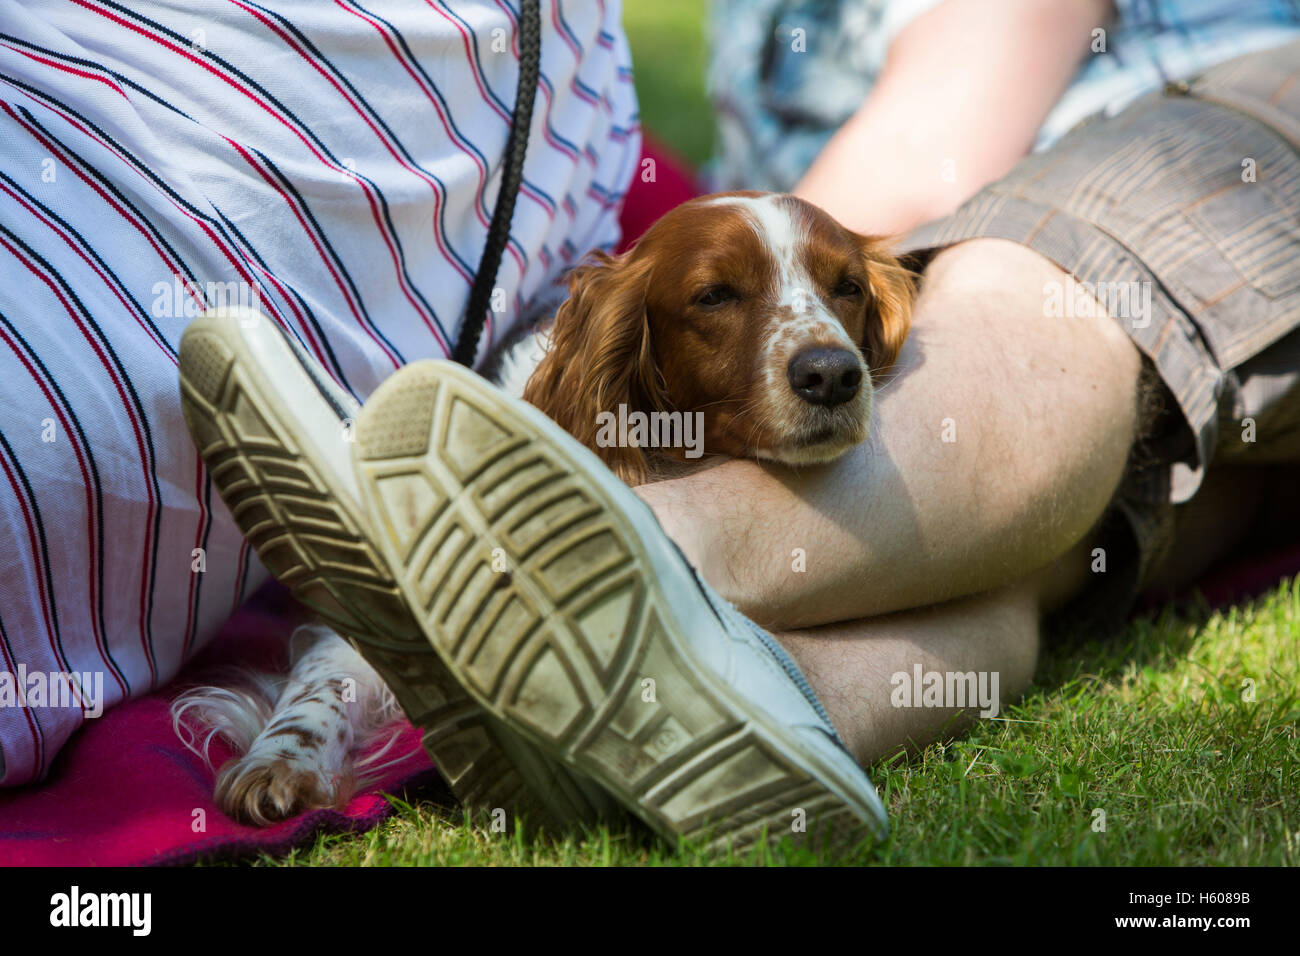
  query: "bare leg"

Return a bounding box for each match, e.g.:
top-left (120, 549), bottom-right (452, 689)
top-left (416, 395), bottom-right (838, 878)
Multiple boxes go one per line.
top-left (772, 534), bottom-right (1095, 765)
top-left (773, 465), bottom-right (1291, 767)
top-left (631, 239), bottom-right (1279, 769)
top-left (776, 582), bottom-right (1042, 765)
top-left (636, 239), bottom-right (1144, 630)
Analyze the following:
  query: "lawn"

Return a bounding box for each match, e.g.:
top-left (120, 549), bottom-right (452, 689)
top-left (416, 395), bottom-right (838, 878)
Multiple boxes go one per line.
top-left (247, 2), bottom-right (1299, 867)
top-left (622, 0), bottom-right (715, 167)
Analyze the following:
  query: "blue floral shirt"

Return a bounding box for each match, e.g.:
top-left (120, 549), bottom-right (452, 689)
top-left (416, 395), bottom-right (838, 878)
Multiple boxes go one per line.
top-left (707, 0), bottom-right (1300, 190)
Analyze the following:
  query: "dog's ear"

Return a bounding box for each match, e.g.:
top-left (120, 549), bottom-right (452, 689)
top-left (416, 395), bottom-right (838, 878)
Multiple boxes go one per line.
top-left (522, 251), bottom-right (667, 485)
top-left (856, 236), bottom-right (916, 374)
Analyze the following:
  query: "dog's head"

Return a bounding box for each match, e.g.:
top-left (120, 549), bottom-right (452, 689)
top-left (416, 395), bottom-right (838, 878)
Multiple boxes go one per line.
top-left (523, 191), bottom-right (914, 483)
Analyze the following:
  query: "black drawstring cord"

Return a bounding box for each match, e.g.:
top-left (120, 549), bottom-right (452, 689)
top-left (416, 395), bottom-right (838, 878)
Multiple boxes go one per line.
top-left (451, 0), bottom-right (541, 368)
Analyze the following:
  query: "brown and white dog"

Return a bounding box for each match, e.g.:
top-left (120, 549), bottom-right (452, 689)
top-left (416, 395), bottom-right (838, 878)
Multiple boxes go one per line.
top-left (174, 192), bottom-right (915, 823)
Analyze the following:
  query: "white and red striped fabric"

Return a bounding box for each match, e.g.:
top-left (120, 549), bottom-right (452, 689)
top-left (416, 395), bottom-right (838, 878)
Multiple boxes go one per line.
top-left (0, 0), bottom-right (639, 785)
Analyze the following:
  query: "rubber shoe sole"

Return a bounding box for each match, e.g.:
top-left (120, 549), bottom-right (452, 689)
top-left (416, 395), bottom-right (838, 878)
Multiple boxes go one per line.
top-left (351, 359), bottom-right (886, 853)
top-left (178, 312), bottom-right (617, 830)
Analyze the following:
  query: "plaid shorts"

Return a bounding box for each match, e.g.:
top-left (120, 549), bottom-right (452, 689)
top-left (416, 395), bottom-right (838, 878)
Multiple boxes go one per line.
top-left (902, 40), bottom-right (1300, 629)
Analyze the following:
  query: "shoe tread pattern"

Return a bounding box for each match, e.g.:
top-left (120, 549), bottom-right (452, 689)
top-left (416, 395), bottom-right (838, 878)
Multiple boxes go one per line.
top-left (356, 362), bottom-right (874, 853)
top-left (179, 329), bottom-right (592, 826)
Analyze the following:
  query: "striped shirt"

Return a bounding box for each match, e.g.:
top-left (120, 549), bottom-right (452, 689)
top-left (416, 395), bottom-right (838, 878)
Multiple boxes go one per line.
top-left (0, 0), bottom-right (639, 785)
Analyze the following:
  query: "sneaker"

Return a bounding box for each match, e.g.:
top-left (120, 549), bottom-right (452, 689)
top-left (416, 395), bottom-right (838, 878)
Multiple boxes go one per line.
top-left (350, 357), bottom-right (889, 852)
top-left (178, 309), bottom-right (619, 828)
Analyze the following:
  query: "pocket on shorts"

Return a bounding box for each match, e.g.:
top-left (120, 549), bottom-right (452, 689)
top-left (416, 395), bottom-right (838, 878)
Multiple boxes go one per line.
top-left (1177, 146), bottom-right (1300, 369)
top-left (1185, 179), bottom-right (1300, 302)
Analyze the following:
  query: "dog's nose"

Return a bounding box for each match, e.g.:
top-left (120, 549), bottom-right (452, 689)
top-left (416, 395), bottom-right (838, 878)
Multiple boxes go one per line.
top-left (786, 348), bottom-right (863, 408)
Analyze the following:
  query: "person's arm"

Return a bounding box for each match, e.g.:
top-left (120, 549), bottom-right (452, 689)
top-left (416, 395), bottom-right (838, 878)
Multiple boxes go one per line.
top-left (794, 0), bottom-right (1115, 236)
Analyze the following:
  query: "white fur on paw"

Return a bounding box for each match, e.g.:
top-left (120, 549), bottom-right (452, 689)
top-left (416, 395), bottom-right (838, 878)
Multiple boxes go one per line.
top-left (215, 747), bottom-right (349, 825)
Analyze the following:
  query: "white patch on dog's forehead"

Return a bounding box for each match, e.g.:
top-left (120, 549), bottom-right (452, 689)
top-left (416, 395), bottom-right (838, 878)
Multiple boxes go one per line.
top-left (699, 195), bottom-right (873, 464)
top-left (707, 194), bottom-right (856, 350)
top-left (707, 194), bottom-right (805, 305)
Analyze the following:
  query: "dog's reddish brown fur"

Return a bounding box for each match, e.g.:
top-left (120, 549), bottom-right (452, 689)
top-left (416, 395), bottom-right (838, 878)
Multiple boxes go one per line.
top-left (523, 192), bottom-right (914, 484)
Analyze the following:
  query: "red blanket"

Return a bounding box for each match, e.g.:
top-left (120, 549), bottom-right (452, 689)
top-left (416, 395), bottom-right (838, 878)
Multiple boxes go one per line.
top-left (0, 582), bottom-right (438, 866)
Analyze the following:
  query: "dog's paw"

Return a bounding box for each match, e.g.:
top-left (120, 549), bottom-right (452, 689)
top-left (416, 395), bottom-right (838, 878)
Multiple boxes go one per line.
top-left (215, 753), bottom-right (350, 825)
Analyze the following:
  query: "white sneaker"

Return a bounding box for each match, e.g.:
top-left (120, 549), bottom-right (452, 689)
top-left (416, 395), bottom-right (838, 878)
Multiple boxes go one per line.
top-left (351, 358), bottom-right (889, 851)
top-left (178, 310), bottom-right (619, 828)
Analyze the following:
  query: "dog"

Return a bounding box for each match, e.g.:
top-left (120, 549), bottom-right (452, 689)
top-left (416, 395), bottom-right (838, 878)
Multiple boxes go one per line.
top-left (173, 191), bottom-right (915, 824)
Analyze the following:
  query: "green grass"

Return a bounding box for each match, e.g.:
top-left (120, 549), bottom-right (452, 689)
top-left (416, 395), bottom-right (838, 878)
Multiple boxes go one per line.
top-left (228, 577), bottom-right (1300, 867)
top-left (622, 0), bottom-right (714, 167)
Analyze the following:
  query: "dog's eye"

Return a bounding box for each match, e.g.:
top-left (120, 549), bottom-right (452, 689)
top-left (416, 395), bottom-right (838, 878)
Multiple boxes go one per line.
top-left (695, 286), bottom-right (738, 308)
top-left (833, 279), bottom-right (864, 298)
